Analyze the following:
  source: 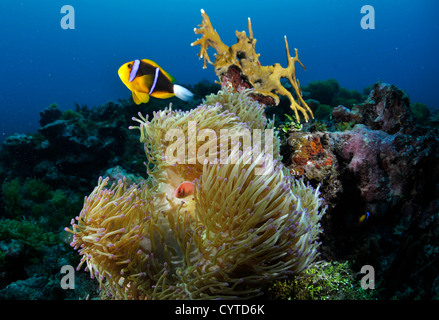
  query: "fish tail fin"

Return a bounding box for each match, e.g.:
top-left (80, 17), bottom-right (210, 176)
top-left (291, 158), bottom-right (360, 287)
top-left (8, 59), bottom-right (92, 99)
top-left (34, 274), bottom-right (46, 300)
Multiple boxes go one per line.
top-left (173, 84), bottom-right (194, 102)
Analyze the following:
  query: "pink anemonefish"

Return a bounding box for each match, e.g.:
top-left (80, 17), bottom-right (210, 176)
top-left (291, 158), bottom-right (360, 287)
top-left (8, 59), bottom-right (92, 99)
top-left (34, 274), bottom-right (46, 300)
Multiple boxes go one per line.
top-left (118, 59), bottom-right (194, 104)
top-left (174, 181), bottom-right (195, 199)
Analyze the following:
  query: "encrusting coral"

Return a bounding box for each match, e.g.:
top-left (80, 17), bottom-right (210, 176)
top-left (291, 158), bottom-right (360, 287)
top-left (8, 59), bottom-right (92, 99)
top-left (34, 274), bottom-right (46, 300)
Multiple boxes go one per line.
top-left (65, 87), bottom-right (326, 299)
top-left (191, 9), bottom-right (313, 122)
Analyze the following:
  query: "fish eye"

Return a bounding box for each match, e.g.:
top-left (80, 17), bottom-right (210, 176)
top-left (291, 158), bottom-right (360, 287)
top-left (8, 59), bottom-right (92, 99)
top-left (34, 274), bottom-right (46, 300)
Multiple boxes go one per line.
top-left (127, 63), bottom-right (132, 69)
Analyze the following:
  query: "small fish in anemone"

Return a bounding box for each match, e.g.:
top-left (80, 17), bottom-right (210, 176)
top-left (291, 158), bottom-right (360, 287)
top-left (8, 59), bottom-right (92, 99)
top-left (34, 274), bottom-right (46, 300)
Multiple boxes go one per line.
top-left (174, 181), bottom-right (195, 198)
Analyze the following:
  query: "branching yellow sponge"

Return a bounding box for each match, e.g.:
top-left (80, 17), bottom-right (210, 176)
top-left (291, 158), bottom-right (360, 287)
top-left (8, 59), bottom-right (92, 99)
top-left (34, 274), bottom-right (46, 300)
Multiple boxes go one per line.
top-left (192, 9), bottom-right (313, 122)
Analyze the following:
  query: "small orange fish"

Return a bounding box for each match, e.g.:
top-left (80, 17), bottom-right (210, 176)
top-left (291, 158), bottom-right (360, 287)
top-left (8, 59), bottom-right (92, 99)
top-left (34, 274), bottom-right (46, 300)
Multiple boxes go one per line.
top-left (174, 181), bottom-right (195, 198)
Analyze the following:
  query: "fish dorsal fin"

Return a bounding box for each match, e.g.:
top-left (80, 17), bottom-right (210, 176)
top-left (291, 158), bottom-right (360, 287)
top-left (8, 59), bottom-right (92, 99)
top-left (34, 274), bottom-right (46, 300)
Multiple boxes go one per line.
top-left (141, 59), bottom-right (177, 83)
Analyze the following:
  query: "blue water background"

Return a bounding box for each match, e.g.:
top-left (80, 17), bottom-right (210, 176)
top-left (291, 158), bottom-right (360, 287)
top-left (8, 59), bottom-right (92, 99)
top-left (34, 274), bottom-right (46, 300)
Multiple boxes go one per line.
top-left (1, 0), bottom-right (438, 145)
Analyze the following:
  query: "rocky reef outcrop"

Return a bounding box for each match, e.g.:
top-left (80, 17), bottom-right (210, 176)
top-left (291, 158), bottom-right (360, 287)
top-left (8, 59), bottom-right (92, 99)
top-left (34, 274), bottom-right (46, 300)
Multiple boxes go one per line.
top-left (0, 101), bottom-right (145, 194)
top-left (282, 82), bottom-right (439, 299)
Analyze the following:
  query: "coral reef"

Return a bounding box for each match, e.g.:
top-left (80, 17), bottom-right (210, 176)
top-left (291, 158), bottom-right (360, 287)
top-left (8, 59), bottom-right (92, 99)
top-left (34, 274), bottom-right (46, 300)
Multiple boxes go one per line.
top-left (281, 81), bottom-right (439, 299)
top-left (302, 79), bottom-right (365, 109)
top-left (331, 105), bottom-right (363, 125)
top-left (304, 79), bottom-right (341, 106)
top-left (286, 133), bottom-right (334, 178)
top-left (411, 102), bottom-right (431, 124)
top-left (0, 101), bottom-right (145, 194)
top-left (285, 82), bottom-right (439, 214)
top-left (267, 261), bottom-right (376, 300)
top-left (191, 9), bottom-right (313, 122)
top-left (0, 177), bottom-right (98, 299)
top-left (0, 218), bottom-right (82, 299)
top-left (0, 82), bottom-right (221, 300)
top-left (66, 88), bottom-right (326, 299)
top-left (1, 75), bottom-right (438, 300)
top-left (356, 82), bottom-right (413, 134)
top-left (280, 132), bottom-right (340, 211)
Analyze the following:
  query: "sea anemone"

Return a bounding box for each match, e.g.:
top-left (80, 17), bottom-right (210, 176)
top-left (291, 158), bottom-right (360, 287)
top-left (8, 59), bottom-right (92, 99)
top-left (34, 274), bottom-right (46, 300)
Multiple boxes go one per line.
top-left (66, 87), bottom-right (326, 299)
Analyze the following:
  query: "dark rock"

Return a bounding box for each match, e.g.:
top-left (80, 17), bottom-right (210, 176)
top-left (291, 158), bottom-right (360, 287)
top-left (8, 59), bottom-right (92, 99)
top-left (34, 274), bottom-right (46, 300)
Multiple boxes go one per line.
top-left (282, 81), bottom-right (439, 299)
top-left (332, 105), bottom-right (363, 124)
top-left (359, 82), bottom-right (414, 134)
top-left (0, 99), bottom-right (144, 193)
top-left (39, 104), bottom-right (62, 127)
top-left (0, 275), bottom-right (64, 300)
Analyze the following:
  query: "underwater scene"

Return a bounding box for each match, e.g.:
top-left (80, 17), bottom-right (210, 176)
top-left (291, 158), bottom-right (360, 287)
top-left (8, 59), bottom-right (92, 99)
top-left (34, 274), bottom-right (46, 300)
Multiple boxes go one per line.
top-left (0, 0), bottom-right (438, 308)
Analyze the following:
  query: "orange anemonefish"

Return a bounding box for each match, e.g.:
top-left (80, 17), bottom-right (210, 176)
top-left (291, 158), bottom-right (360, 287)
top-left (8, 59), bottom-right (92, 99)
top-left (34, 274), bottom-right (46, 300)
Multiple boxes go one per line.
top-left (174, 181), bottom-right (195, 199)
top-left (118, 59), bottom-right (194, 104)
